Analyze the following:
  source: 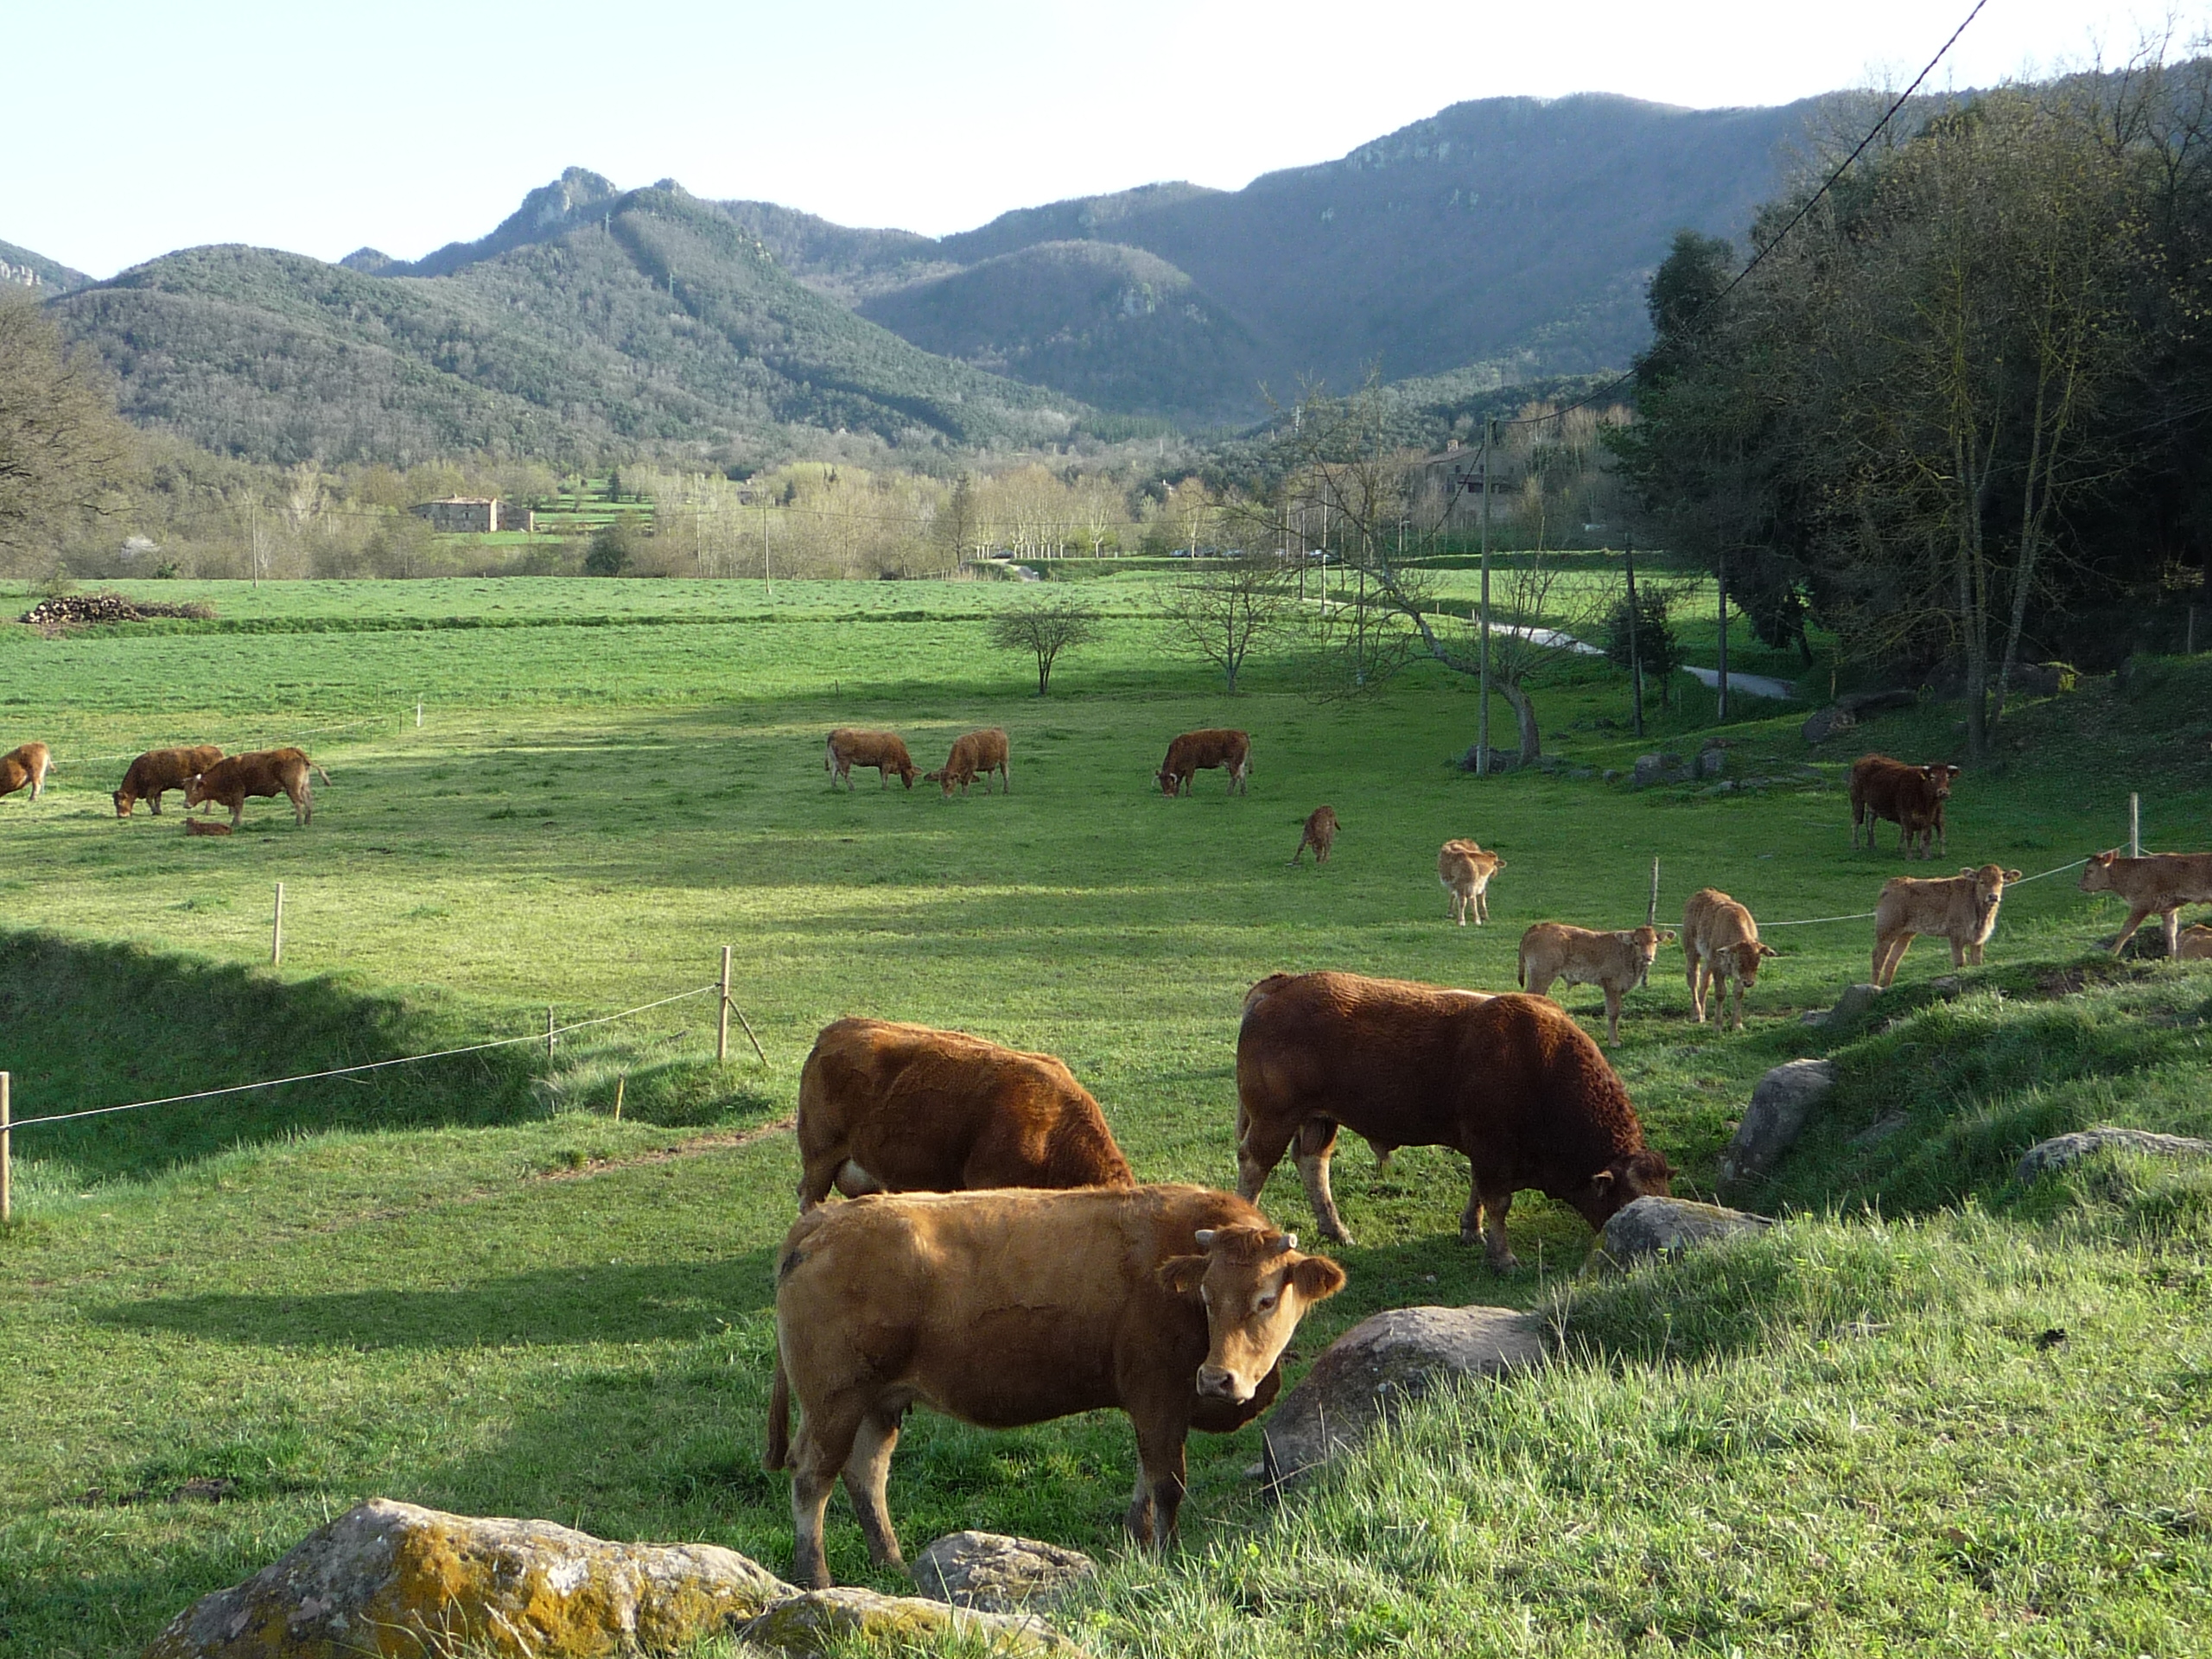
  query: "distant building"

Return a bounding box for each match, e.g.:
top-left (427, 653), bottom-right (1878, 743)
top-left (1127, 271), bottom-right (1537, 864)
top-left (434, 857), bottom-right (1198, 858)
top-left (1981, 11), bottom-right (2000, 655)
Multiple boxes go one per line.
top-left (411, 497), bottom-right (535, 534)
top-left (1421, 445), bottom-right (1523, 525)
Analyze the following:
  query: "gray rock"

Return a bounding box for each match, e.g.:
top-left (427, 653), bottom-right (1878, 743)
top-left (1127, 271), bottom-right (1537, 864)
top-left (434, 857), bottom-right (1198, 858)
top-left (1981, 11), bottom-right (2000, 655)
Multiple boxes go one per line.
top-left (1600, 1196), bottom-right (1772, 1263)
top-left (1928, 976), bottom-right (1963, 998)
top-left (739, 1586), bottom-right (1086, 1656)
top-left (1803, 982), bottom-right (1883, 1030)
top-left (914, 1532), bottom-right (1096, 1615)
top-left (1603, 768), bottom-right (1623, 783)
top-left (2015, 1127), bottom-right (2212, 1183)
top-left (1802, 704), bottom-right (1857, 744)
top-left (1719, 1058), bottom-right (1838, 1184)
top-left (1697, 747), bottom-right (1728, 779)
top-left (1569, 766), bottom-right (1597, 781)
top-left (1252, 1306), bottom-right (1545, 1483)
top-left (1851, 1112), bottom-right (1910, 1147)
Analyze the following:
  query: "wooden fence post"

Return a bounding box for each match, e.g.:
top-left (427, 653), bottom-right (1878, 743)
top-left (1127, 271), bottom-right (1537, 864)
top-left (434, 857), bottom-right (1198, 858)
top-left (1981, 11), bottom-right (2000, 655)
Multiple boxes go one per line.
top-left (2130, 793), bottom-right (2141, 859)
top-left (2, 1071), bottom-right (11, 1226)
top-left (271, 882), bottom-right (285, 966)
top-left (1648, 857), bottom-right (1661, 928)
top-left (547, 1007), bottom-right (556, 1061)
top-left (718, 945), bottom-right (733, 1065)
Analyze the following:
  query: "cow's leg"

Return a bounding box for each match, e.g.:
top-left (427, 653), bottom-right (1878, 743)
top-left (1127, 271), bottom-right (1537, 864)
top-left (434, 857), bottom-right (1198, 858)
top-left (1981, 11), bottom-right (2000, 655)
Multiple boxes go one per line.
top-left (2110, 906), bottom-right (2153, 956)
top-left (1235, 1111), bottom-right (1297, 1208)
top-left (229, 801), bottom-right (245, 828)
top-left (1464, 1173), bottom-right (1518, 1268)
top-left (1688, 950), bottom-right (1707, 1022)
top-left (1476, 886), bottom-right (1490, 925)
top-left (1950, 935), bottom-right (1969, 967)
top-left (1367, 1140), bottom-right (1395, 1183)
top-left (1603, 985), bottom-right (1624, 1046)
top-left (1967, 939), bottom-right (1986, 965)
top-left (1872, 934), bottom-right (1900, 988)
top-left (1293, 1118), bottom-right (1354, 1243)
top-left (798, 1147), bottom-right (846, 1212)
top-left (1125, 1421), bottom-right (1190, 1550)
top-left (2164, 908), bottom-right (2183, 957)
top-left (840, 1408), bottom-right (905, 1571)
top-left (788, 1406), bottom-right (862, 1590)
top-left (149, 790), bottom-right (162, 816)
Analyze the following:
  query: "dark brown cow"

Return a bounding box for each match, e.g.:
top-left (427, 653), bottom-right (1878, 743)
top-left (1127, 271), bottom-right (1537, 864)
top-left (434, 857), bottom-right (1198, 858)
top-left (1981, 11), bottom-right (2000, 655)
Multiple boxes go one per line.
top-left (794, 1017), bottom-right (1132, 1211)
top-left (922, 728), bottom-right (1010, 797)
top-left (1289, 805), bottom-right (1338, 867)
top-left (2080, 849), bottom-right (2212, 957)
top-left (825, 728), bottom-right (917, 790)
top-left (114, 746), bottom-right (224, 817)
top-left (765, 1185), bottom-right (1344, 1587)
top-left (183, 748), bottom-right (329, 827)
top-left (0, 741), bottom-right (51, 804)
top-left (1234, 970), bottom-right (1672, 1266)
top-left (1157, 728), bottom-right (1249, 797)
top-left (1850, 755), bottom-right (1961, 860)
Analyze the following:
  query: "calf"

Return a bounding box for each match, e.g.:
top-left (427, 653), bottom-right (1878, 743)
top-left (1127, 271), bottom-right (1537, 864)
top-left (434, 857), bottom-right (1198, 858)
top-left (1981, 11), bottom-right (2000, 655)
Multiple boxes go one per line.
top-left (794, 1017), bottom-right (1132, 1211)
top-left (1850, 755), bottom-right (1961, 860)
top-left (0, 741), bottom-right (51, 804)
top-left (2080, 849), bottom-right (2212, 957)
top-left (922, 727), bottom-right (1010, 797)
top-left (1682, 887), bottom-right (1777, 1031)
top-left (1235, 970), bottom-right (1671, 1264)
top-left (1289, 804), bottom-right (1338, 867)
top-left (765, 1185), bottom-right (1344, 1587)
top-left (1157, 728), bottom-right (1249, 797)
top-left (183, 748), bottom-right (329, 827)
top-left (825, 728), bottom-right (917, 791)
top-left (1871, 864), bottom-right (2022, 987)
top-left (114, 745), bottom-right (224, 817)
top-left (1517, 921), bottom-right (1676, 1046)
top-left (184, 819), bottom-right (233, 838)
top-left (1438, 839), bottom-right (1505, 925)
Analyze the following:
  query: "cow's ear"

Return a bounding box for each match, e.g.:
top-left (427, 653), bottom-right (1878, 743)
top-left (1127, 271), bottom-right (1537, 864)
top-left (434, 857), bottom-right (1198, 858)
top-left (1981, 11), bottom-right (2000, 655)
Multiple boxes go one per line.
top-left (1589, 1168), bottom-right (1616, 1195)
top-left (1758, 943), bottom-right (1780, 958)
top-left (1158, 1255), bottom-right (1209, 1299)
top-left (1961, 867), bottom-right (1975, 876)
top-left (2006, 869), bottom-right (2023, 882)
top-left (1660, 931), bottom-right (1678, 944)
top-left (1289, 1255), bottom-right (1346, 1302)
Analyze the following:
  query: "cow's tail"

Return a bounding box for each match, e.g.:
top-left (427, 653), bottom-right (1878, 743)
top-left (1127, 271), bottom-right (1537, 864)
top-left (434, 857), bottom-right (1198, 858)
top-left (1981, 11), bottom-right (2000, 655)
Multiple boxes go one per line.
top-left (763, 1341), bottom-right (792, 1471)
top-left (1516, 940), bottom-right (1528, 988)
top-left (311, 765), bottom-right (332, 785)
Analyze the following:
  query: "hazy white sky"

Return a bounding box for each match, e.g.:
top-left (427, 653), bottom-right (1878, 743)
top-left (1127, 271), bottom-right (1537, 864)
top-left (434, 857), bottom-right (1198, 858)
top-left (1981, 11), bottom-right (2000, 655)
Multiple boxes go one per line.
top-left (4, 0), bottom-right (2200, 277)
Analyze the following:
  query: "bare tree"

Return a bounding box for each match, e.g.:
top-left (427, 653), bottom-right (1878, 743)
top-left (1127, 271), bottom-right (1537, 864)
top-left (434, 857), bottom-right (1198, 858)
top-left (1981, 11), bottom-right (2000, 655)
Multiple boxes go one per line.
top-left (988, 593), bottom-right (1101, 695)
top-left (1161, 549), bottom-right (1296, 692)
top-left (0, 293), bottom-right (133, 567)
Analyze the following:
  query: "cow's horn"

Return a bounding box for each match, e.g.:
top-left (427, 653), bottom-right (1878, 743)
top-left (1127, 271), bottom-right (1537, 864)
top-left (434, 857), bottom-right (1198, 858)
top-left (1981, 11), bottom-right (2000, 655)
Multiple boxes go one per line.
top-left (1193, 1229), bottom-right (1218, 1249)
top-left (1281, 1232), bottom-right (1298, 1253)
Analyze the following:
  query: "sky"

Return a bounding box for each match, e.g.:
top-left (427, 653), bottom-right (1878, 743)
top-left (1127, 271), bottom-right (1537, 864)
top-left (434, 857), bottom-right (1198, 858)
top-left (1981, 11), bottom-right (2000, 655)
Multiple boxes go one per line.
top-left (3, 0), bottom-right (2200, 278)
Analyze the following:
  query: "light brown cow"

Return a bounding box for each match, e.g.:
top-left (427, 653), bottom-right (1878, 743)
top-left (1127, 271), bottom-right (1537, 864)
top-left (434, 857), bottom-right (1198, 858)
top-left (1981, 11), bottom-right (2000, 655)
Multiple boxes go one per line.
top-left (1438, 839), bottom-right (1505, 925)
top-left (184, 819), bottom-right (233, 837)
top-left (1682, 887), bottom-right (1777, 1031)
top-left (1289, 805), bottom-right (1338, 867)
top-left (2080, 849), bottom-right (2212, 957)
top-left (1850, 755), bottom-right (1961, 860)
top-left (922, 728), bottom-right (1010, 797)
top-left (795, 1017), bottom-right (1132, 1211)
top-left (1871, 864), bottom-right (2023, 987)
top-left (1157, 728), bottom-right (1249, 797)
top-left (0, 741), bottom-right (51, 804)
top-left (2177, 924), bottom-right (2212, 962)
top-left (1517, 922), bottom-right (1677, 1046)
top-left (764, 1185), bottom-right (1345, 1587)
top-left (825, 728), bottom-right (917, 791)
top-left (1234, 971), bottom-right (1672, 1265)
top-left (183, 748), bottom-right (329, 827)
top-left (113, 745), bottom-right (224, 817)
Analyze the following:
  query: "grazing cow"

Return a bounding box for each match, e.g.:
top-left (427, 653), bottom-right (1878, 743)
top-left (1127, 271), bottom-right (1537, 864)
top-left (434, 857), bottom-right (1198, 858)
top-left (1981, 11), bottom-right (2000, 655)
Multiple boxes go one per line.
top-left (183, 747), bottom-right (329, 827)
top-left (2177, 924), bottom-right (2212, 962)
top-left (184, 819), bottom-right (233, 837)
top-left (1850, 755), bottom-right (1961, 860)
top-left (1517, 922), bottom-right (1677, 1046)
top-left (794, 1017), bottom-right (1132, 1211)
top-left (1156, 729), bottom-right (1249, 797)
top-left (825, 728), bottom-right (917, 791)
top-left (0, 741), bottom-right (51, 804)
top-left (1682, 887), bottom-right (1777, 1031)
top-left (922, 728), bottom-right (1010, 798)
top-left (1289, 805), bottom-right (1338, 867)
top-left (765, 1184), bottom-right (1345, 1587)
top-left (113, 745), bottom-right (224, 817)
top-left (2080, 849), bottom-right (2212, 957)
top-left (1234, 970), bottom-right (1672, 1264)
top-left (1871, 864), bottom-right (2023, 988)
top-left (1438, 839), bottom-right (1505, 925)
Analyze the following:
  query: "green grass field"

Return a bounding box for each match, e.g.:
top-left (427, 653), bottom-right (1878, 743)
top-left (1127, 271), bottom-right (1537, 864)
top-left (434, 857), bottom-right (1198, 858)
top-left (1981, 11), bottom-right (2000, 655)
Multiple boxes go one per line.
top-left (1, 577), bottom-right (2207, 1656)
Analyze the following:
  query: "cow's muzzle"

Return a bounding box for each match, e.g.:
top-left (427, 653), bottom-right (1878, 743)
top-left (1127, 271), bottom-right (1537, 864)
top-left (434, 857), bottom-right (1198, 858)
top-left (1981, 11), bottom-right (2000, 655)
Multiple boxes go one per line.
top-left (1195, 1364), bottom-right (1249, 1402)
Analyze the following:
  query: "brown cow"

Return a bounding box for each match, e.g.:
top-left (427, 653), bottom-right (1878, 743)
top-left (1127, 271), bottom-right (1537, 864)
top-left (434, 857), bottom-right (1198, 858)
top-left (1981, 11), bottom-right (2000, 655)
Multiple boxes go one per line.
top-left (794, 1017), bottom-right (1132, 1211)
top-left (1289, 805), bottom-right (1338, 867)
top-left (764, 1185), bottom-right (1345, 1587)
top-left (2177, 924), bottom-right (2212, 962)
top-left (824, 728), bottom-right (917, 790)
top-left (1850, 755), bottom-right (1961, 860)
top-left (922, 728), bottom-right (1010, 797)
top-left (183, 747), bottom-right (329, 827)
top-left (0, 741), bottom-right (51, 804)
top-left (1871, 863), bottom-right (2022, 988)
top-left (114, 745), bottom-right (224, 817)
top-left (1682, 887), bottom-right (1777, 1031)
top-left (1234, 970), bottom-right (1672, 1265)
top-left (1517, 922), bottom-right (1677, 1046)
top-left (1438, 839), bottom-right (1505, 925)
top-left (184, 819), bottom-right (233, 837)
top-left (1157, 728), bottom-right (1249, 797)
top-left (2080, 849), bottom-right (2212, 957)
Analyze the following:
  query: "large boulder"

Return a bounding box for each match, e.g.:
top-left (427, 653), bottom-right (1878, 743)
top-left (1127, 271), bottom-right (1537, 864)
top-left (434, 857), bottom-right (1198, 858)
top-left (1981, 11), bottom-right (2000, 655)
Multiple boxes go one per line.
top-left (1601, 1196), bottom-right (1772, 1263)
top-left (737, 1588), bottom-right (1085, 1656)
top-left (2016, 1127), bottom-right (2212, 1182)
top-left (1719, 1058), bottom-right (1838, 1185)
top-left (1251, 1306), bottom-right (1545, 1483)
top-left (1801, 983), bottom-right (1882, 1030)
top-left (913, 1532), bottom-right (1096, 1615)
top-left (142, 1499), bottom-right (788, 1658)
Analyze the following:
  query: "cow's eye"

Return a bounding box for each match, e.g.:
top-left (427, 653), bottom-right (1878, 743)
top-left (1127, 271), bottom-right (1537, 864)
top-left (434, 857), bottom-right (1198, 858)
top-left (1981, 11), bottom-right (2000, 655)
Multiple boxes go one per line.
top-left (1255, 1292), bottom-right (1278, 1312)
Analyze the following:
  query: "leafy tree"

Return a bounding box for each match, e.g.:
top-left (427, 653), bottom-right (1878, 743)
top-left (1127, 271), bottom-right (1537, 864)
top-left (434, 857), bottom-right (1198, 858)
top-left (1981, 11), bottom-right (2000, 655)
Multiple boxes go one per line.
top-left (1602, 585), bottom-right (1685, 713)
top-left (584, 518), bottom-right (639, 575)
top-left (988, 594), bottom-right (1100, 695)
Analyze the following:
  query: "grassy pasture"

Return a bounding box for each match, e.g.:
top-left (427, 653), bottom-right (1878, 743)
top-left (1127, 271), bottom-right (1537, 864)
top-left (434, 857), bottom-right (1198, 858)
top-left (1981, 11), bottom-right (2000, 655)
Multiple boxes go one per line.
top-left (0, 577), bottom-right (2207, 1656)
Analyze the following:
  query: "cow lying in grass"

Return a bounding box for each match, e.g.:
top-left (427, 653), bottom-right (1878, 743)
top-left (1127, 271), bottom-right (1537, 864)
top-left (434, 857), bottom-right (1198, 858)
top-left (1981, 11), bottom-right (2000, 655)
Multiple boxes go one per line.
top-left (2080, 849), bottom-right (2212, 957)
top-left (1871, 864), bottom-right (2022, 987)
top-left (824, 728), bottom-right (917, 791)
top-left (1438, 839), bottom-right (1504, 925)
top-left (1, 741), bottom-right (50, 804)
top-left (922, 728), bottom-right (1009, 797)
top-left (1517, 922), bottom-right (1675, 1045)
top-left (185, 748), bottom-right (328, 827)
top-left (765, 1185), bottom-right (1344, 1587)
top-left (1682, 887), bottom-right (1777, 1030)
top-left (114, 745), bottom-right (223, 817)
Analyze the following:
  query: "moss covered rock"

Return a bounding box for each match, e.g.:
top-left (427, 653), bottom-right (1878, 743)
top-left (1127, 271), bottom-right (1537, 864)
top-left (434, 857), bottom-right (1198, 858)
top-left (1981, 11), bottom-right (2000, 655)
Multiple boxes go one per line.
top-left (735, 1586), bottom-right (1086, 1655)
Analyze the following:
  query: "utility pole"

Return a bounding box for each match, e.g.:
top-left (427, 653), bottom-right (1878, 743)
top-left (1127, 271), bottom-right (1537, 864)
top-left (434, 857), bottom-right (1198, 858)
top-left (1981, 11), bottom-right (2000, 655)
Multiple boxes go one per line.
top-left (1478, 417), bottom-right (1495, 775)
top-left (1626, 535), bottom-right (1644, 739)
top-left (1715, 550), bottom-right (1731, 721)
top-left (762, 501), bottom-right (772, 598)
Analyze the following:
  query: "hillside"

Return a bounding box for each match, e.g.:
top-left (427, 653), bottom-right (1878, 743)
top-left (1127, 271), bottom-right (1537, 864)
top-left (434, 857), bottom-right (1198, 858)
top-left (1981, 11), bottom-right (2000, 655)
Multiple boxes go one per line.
top-left (47, 181), bottom-right (1093, 467)
top-left (0, 236), bottom-right (91, 296)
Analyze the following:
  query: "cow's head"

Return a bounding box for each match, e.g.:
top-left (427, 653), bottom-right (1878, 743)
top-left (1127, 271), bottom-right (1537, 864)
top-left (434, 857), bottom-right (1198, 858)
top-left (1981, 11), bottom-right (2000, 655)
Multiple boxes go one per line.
top-left (896, 762), bottom-right (918, 790)
top-left (1964, 864), bottom-right (2023, 912)
top-left (923, 767), bottom-right (952, 797)
top-left (1573, 1148), bottom-right (1675, 1227)
top-left (1159, 1224), bottom-right (1345, 1404)
top-left (2080, 850), bottom-right (2122, 893)
top-left (1721, 940), bottom-right (1780, 984)
top-left (1156, 766), bottom-right (1178, 796)
top-left (1626, 925), bottom-right (1676, 982)
top-left (182, 773), bottom-right (209, 807)
top-left (112, 788), bottom-right (136, 818)
top-left (1921, 763), bottom-right (1962, 798)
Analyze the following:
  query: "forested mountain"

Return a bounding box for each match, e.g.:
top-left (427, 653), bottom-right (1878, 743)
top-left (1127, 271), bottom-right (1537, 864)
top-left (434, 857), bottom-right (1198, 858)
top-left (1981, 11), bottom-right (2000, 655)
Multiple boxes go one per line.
top-left (48, 181), bottom-right (1091, 467)
top-left (0, 237), bottom-right (90, 296)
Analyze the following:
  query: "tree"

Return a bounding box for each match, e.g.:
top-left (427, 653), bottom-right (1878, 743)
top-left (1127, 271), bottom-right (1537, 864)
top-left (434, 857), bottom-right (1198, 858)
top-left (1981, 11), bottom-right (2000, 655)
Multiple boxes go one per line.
top-left (0, 292), bottom-right (133, 565)
top-left (988, 594), bottom-right (1100, 695)
top-left (1162, 549), bottom-right (1295, 692)
top-left (1602, 583), bottom-right (1686, 714)
top-left (585, 518), bottom-right (639, 575)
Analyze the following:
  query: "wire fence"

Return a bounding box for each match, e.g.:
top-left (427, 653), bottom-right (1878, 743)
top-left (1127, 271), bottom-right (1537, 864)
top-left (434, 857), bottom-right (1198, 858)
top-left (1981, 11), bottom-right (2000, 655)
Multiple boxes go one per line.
top-left (1759, 856), bottom-right (2093, 930)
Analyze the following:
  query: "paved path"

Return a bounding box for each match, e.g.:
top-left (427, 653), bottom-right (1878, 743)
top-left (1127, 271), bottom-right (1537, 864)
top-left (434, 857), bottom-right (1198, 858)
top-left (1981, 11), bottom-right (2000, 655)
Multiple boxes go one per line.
top-left (1683, 664), bottom-right (1798, 701)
